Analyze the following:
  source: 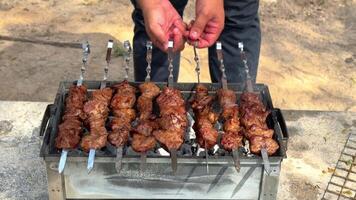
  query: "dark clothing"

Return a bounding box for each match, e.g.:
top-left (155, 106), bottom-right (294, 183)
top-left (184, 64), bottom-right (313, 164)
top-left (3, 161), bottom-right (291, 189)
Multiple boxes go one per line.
top-left (131, 0), bottom-right (261, 83)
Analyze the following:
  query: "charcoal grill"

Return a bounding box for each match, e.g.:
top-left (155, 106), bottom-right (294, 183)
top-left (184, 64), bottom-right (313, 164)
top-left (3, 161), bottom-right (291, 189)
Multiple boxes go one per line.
top-left (39, 81), bottom-right (289, 200)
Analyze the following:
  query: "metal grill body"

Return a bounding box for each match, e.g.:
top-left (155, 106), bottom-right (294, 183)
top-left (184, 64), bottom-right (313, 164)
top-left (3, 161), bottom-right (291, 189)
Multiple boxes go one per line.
top-left (40, 81), bottom-right (289, 200)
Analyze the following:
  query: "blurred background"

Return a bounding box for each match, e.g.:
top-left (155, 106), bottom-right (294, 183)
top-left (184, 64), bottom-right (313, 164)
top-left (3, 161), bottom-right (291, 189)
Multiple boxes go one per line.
top-left (0, 0), bottom-right (355, 111)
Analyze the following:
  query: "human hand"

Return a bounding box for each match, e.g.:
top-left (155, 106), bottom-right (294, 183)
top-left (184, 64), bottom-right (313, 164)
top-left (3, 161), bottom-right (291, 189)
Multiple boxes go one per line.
top-left (138, 0), bottom-right (186, 52)
top-left (187, 0), bottom-right (225, 48)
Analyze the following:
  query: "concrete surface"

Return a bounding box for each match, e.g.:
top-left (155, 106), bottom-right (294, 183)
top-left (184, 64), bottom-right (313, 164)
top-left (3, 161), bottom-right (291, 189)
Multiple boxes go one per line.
top-left (0, 101), bottom-right (355, 200)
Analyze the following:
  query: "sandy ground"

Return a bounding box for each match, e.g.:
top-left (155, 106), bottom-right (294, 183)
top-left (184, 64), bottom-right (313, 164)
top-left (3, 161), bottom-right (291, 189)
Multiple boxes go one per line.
top-left (0, 0), bottom-right (355, 110)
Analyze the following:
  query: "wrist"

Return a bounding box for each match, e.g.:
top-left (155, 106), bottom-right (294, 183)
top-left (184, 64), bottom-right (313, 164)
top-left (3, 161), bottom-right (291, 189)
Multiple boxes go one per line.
top-left (137, 0), bottom-right (165, 11)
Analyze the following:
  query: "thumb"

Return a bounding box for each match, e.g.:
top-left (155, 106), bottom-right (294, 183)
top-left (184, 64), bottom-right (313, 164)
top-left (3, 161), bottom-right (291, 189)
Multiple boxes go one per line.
top-left (189, 14), bottom-right (209, 41)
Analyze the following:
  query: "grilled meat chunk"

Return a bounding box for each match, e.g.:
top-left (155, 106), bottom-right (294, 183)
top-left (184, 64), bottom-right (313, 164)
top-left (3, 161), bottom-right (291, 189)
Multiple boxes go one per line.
top-left (55, 85), bottom-right (87, 150)
top-left (80, 88), bottom-right (113, 152)
top-left (131, 133), bottom-right (156, 153)
top-left (239, 92), bottom-right (279, 155)
top-left (249, 136), bottom-right (279, 155)
top-left (108, 81), bottom-right (137, 148)
top-left (190, 84), bottom-right (219, 149)
top-left (217, 88), bottom-right (243, 151)
top-left (220, 131), bottom-right (243, 152)
top-left (153, 87), bottom-right (187, 150)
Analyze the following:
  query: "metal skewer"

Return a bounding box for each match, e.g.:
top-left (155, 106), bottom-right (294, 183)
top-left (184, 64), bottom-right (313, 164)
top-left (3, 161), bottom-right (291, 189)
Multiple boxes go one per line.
top-left (238, 42), bottom-right (254, 92)
top-left (216, 42), bottom-right (228, 90)
top-left (193, 41), bottom-right (200, 84)
top-left (193, 41), bottom-right (210, 173)
top-left (238, 42), bottom-right (270, 174)
top-left (58, 41), bottom-right (90, 174)
top-left (232, 149), bottom-right (241, 172)
top-left (145, 41), bottom-right (153, 82)
top-left (166, 40), bottom-right (178, 174)
top-left (204, 142), bottom-right (209, 174)
top-left (123, 40), bottom-right (132, 81)
top-left (114, 40), bottom-right (132, 173)
top-left (216, 41), bottom-right (241, 172)
top-left (87, 40), bottom-right (113, 174)
top-left (167, 40), bottom-right (174, 87)
top-left (139, 41), bottom-right (153, 172)
top-left (100, 39), bottom-right (113, 89)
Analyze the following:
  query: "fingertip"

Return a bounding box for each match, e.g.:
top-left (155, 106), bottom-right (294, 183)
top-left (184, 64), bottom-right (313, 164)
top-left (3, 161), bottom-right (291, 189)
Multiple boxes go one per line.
top-left (189, 31), bottom-right (199, 40)
top-left (173, 27), bottom-right (180, 35)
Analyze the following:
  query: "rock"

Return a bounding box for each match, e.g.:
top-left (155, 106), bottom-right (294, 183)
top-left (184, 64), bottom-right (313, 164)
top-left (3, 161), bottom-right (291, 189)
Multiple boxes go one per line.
top-left (0, 120), bottom-right (13, 135)
top-left (345, 57), bottom-right (353, 63)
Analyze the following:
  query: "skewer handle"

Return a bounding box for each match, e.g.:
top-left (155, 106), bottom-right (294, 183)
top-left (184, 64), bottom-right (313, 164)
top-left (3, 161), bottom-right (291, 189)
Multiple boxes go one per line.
top-left (145, 41), bottom-right (153, 81)
top-left (216, 42), bottom-right (228, 89)
top-left (167, 40), bottom-right (174, 87)
top-left (238, 42), bottom-right (254, 92)
top-left (123, 40), bottom-right (132, 80)
top-left (104, 40), bottom-right (113, 81)
top-left (78, 41), bottom-right (90, 86)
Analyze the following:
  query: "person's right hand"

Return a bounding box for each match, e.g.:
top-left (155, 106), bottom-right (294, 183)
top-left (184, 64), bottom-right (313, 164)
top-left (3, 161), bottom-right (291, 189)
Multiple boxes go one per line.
top-left (138, 0), bottom-right (186, 52)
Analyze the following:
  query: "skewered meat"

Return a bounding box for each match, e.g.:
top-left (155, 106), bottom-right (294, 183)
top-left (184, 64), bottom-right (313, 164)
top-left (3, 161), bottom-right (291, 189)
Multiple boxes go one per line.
top-left (110, 81), bottom-right (136, 110)
top-left (137, 82), bottom-right (160, 121)
top-left (80, 88), bottom-right (113, 152)
top-left (153, 87), bottom-right (187, 150)
top-left (249, 136), bottom-right (279, 155)
top-left (139, 82), bottom-right (161, 98)
top-left (217, 88), bottom-right (243, 151)
top-left (240, 92), bottom-right (279, 155)
top-left (108, 129), bottom-right (130, 147)
top-left (190, 84), bottom-right (218, 149)
top-left (135, 120), bottom-right (159, 137)
top-left (221, 131), bottom-right (244, 151)
top-left (194, 117), bottom-right (218, 149)
top-left (131, 82), bottom-right (160, 153)
top-left (245, 125), bottom-right (274, 139)
top-left (153, 129), bottom-right (184, 150)
top-left (56, 85), bottom-right (87, 149)
top-left (131, 133), bottom-right (156, 153)
top-left (217, 89), bottom-right (236, 108)
top-left (108, 81), bottom-right (136, 148)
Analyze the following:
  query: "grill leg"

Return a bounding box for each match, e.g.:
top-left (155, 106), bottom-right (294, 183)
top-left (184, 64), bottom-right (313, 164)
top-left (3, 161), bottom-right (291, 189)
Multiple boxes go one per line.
top-left (259, 164), bottom-right (280, 200)
top-left (47, 162), bottom-right (66, 200)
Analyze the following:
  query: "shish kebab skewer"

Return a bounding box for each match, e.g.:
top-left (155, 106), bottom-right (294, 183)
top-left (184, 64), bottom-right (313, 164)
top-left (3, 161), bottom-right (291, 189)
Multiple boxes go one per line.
top-left (107, 40), bottom-right (137, 172)
top-left (84, 40), bottom-right (114, 173)
top-left (216, 41), bottom-right (242, 172)
top-left (152, 40), bottom-right (188, 174)
top-left (131, 41), bottom-right (161, 171)
top-left (57, 41), bottom-right (90, 174)
top-left (167, 40), bottom-right (178, 173)
top-left (238, 42), bottom-right (279, 175)
top-left (190, 42), bottom-right (218, 174)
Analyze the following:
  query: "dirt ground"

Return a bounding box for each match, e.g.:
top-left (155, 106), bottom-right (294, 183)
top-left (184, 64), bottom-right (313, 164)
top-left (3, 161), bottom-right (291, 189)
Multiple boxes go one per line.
top-left (0, 1), bottom-right (356, 200)
top-left (0, 0), bottom-right (355, 111)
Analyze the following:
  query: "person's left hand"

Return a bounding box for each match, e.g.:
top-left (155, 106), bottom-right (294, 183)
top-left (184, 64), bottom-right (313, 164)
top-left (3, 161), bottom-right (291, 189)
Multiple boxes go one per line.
top-left (186, 0), bottom-right (225, 48)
